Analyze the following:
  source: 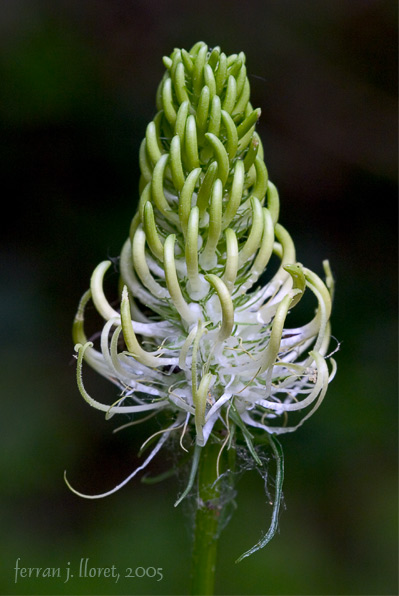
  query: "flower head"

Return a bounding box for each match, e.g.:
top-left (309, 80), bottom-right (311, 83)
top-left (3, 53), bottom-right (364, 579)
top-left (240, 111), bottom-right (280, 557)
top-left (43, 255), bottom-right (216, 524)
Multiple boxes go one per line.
top-left (68, 42), bottom-right (336, 558)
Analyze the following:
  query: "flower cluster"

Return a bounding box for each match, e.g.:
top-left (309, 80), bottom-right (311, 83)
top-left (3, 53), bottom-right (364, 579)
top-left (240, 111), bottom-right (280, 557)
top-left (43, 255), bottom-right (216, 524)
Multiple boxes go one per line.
top-left (68, 42), bottom-right (336, 556)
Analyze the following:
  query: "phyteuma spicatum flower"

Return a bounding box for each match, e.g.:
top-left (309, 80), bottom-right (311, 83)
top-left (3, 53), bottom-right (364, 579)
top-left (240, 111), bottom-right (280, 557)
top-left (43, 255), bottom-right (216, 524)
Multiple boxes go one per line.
top-left (66, 41), bottom-right (337, 562)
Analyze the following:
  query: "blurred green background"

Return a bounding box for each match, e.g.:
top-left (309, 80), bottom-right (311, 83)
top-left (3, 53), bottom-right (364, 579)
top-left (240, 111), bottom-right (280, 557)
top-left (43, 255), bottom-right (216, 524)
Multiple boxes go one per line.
top-left (0, 1), bottom-right (397, 595)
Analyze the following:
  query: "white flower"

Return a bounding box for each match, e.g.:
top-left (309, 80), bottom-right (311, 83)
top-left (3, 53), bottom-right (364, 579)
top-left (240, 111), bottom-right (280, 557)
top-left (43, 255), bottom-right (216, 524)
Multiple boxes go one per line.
top-left (67, 44), bottom-right (337, 553)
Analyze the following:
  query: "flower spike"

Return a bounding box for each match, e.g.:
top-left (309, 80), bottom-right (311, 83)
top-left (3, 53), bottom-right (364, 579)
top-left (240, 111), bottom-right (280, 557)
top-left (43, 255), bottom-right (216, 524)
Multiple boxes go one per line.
top-left (69, 42), bottom-right (337, 562)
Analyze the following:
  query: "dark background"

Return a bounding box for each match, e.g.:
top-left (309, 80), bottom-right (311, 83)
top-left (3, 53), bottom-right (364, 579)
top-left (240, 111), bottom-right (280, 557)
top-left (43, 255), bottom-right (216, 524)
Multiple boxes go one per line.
top-left (0, 1), bottom-right (397, 595)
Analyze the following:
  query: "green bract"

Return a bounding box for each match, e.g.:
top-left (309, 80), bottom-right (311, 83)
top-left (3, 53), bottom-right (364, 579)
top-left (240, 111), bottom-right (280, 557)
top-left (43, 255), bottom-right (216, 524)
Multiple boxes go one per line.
top-left (68, 42), bottom-right (336, 559)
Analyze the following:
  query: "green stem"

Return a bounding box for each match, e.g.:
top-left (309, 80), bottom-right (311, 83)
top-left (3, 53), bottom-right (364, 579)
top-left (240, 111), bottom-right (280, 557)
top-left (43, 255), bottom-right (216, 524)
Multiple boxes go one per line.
top-left (190, 441), bottom-right (221, 596)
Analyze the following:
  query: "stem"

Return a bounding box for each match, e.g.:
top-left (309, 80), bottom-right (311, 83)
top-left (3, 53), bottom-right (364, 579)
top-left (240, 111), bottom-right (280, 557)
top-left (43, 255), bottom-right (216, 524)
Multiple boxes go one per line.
top-left (190, 441), bottom-right (221, 596)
